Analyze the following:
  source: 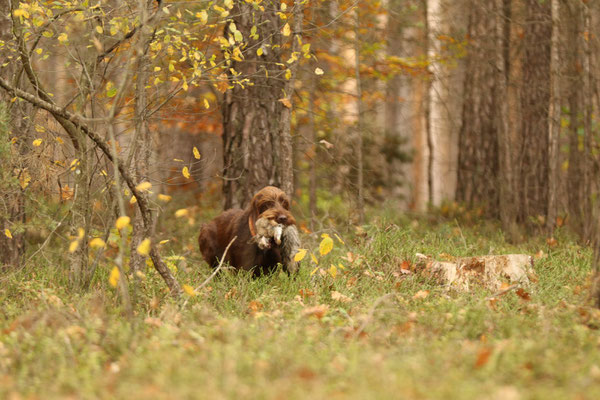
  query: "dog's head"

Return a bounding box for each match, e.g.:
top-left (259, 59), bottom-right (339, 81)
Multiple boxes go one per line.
top-left (248, 186), bottom-right (295, 236)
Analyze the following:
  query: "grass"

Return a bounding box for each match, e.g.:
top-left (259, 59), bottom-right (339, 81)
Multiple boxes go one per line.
top-left (1, 211), bottom-right (600, 399)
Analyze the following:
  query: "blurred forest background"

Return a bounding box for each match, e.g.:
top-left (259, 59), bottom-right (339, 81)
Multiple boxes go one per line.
top-left (0, 0), bottom-right (599, 295)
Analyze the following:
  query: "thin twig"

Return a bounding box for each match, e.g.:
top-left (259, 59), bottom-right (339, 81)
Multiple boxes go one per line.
top-left (181, 236), bottom-right (237, 308)
top-left (354, 293), bottom-right (395, 338)
top-left (485, 284), bottom-right (519, 301)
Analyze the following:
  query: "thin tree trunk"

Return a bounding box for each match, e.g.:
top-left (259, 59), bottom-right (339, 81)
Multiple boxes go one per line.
top-left (546, 0), bottom-right (561, 233)
top-left (354, 7), bottom-right (365, 224)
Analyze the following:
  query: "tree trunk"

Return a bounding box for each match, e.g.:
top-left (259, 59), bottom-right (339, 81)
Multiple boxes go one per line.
top-left (222, 0), bottom-right (297, 208)
top-left (546, 0), bottom-right (561, 233)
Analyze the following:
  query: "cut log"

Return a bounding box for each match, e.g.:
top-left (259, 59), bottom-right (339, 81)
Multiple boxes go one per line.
top-left (415, 253), bottom-right (535, 291)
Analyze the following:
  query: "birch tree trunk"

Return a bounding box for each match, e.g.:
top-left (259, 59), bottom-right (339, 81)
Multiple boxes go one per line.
top-left (546, 0), bottom-right (561, 233)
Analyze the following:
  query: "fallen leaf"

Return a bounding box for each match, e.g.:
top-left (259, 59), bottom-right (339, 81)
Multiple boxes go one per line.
top-left (331, 291), bottom-right (352, 303)
top-left (315, 67), bottom-right (324, 75)
top-left (182, 166), bottom-right (191, 179)
top-left (474, 347), bottom-right (492, 368)
top-left (302, 305), bottom-right (328, 319)
top-left (515, 288), bottom-right (531, 301)
top-left (413, 290), bottom-right (430, 300)
top-left (546, 237), bottom-right (558, 247)
top-left (4, 229), bottom-right (12, 239)
top-left (193, 146), bottom-right (201, 160)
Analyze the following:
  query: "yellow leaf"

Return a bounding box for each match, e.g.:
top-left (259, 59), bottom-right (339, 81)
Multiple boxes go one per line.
top-left (159, 239), bottom-right (170, 245)
top-left (89, 238), bottom-right (106, 249)
top-left (4, 229), bottom-right (13, 239)
top-left (310, 252), bottom-right (318, 265)
top-left (329, 264), bottom-right (337, 278)
top-left (77, 228), bottom-right (85, 239)
top-left (182, 80), bottom-right (188, 91)
top-left (175, 208), bottom-right (189, 218)
top-left (158, 194), bottom-right (172, 202)
top-left (193, 147), bottom-right (201, 160)
top-left (285, 69), bottom-right (291, 80)
top-left (319, 234), bottom-right (333, 256)
top-left (35, 125), bottom-right (45, 133)
top-left (281, 23), bottom-right (291, 37)
top-left (57, 33), bottom-right (68, 43)
top-left (130, 195), bottom-right (137, 204)
top-left (257, 47), bottom-right (264, 56)
top-left (196, 10), bottom-right (208, 25)
top-left (183, 284), bottom-right (196, 297)
top-left (109, 266), bottom-right (120, 287)
top-left (204, 98), bottom-right (210, 109)
top-left (19, 170), bottom-right (31, 189)
top-left (32, 139), bottom-right (42, 147)
top-left (69, 240), bottom-right (79, 253)
top-left (310, 266), bottom-right (319, 276)
top-left (334, 233), bottom-right (345, 245)
top-left (338, 263), bottom-right (346, 270)
top-left (115, 216), bottom-right (130, 230)
top-left (182, 166), bottom-right (191, 179)
top-left (95, 26), bottom-right (103, 34)
top-left (136, 181), bottom-right (152, 192)
top-left (137, 238), bottom-right (151, 256)
top-left (315, 67), bottom-right (324, 75)
top-left (278, 97), bottom-right (292, 108)
top-left (294, 248), bottom-right (307, 262)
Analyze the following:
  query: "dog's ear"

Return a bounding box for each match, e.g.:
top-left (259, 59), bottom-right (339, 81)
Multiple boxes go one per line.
top-left (248, 194), bottom-right (260, 236)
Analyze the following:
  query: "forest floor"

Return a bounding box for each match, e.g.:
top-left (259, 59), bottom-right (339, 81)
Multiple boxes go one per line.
top-left (1, 207), bottom-right (600, 399)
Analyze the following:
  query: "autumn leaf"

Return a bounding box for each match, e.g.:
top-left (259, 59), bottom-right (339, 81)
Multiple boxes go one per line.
top-left (136, 181), bottom-right (152, 192)
top-left (334, 233), bottom-right (345, 245)
top-left (281, 22), bottom-right (291, 36)
top-left (158, 194), bottom-right (172, 202)
top-left (310, 252), bottom-right (318, 264)
top-left (319, 234), bottom-right (333, 256)
top-left (137, 238), bottom-right (151, 256)
top-left (182, 166), bottom-right (191, 179)
top-left (278, 97), bottom-right (292, 108)
top-left (315, 67), bottom-right (324, 75)
top-left (19, 170), bottom-right (31, 189)
top-left (4, 229), bottom-right (13, 239)
top-left (183, 284), bottom-right (196, 297)
top-left (331, 291), bottom-right (351, 303)
top-left (175, 208), bottom-right (189, 218)
top-left (89, 238), bottom-right (106, 249)
top-left (115, 216), bottom-right (131, 230)
top-left (329, 264), bottom-right (337, 278)
top-left (515, 288), bottom-right (531, 301)
top-left (69, 240), bottom-right (79, 253)
top-left (294, 248), bottom-right (307, 262)
top-left (474, 347), bottom-right (492, 368)
top-left (109, 266), bottom-right (120, 287)
top-left (130, 196), bottom-right (137, 204)
top-left (57, 33), bottom-right (68, 43)
top-left (204, 99), bottom-right (210, 109)
top-left (193, 147), bottom-right (201, 159)
top-left (413, 290), bottom-right (430, 299)
top-left (32, 139), bottom-right (42, 147)
top-left (302, 305), bottom-right (328, 319)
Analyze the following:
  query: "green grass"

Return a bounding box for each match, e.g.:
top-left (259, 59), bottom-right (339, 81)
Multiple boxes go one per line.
top-left (1, 213), bottom-right (600, 399)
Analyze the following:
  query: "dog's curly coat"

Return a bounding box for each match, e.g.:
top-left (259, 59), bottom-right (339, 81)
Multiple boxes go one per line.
top-left (198, 186), bottom-right (299, 275)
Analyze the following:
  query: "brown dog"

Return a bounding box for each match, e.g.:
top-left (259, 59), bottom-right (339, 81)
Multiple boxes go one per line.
top-left (198, 186), bottom-right (297, 275)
